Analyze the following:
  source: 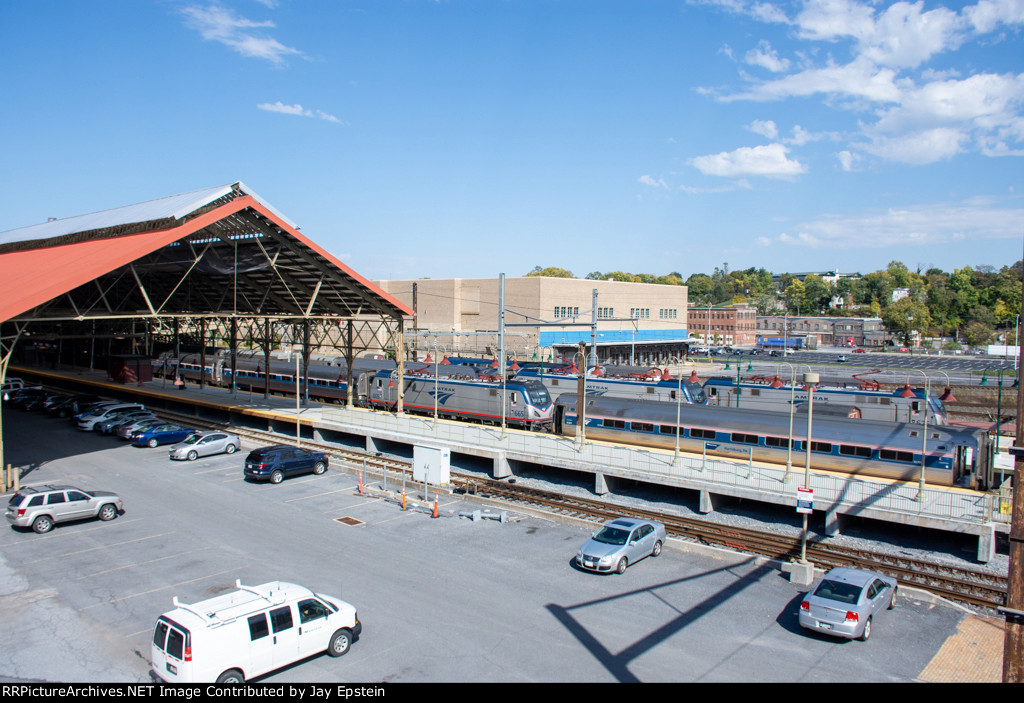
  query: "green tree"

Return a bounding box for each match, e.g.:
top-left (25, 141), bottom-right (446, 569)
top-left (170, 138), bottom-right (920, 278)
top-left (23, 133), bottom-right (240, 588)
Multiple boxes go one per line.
top-left (525, 266), bottom-right (574, 278)
top-left (880, 297), bottom-right (931, 345)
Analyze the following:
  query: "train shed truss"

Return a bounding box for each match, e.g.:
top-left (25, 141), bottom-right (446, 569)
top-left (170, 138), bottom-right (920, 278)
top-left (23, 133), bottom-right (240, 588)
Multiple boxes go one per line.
top-left (0, 182), bottom-right (413, 418)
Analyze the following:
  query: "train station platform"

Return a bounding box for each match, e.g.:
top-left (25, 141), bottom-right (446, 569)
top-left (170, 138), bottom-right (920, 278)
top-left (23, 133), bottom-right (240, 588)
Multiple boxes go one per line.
top-left (7, 363), bottom-right (1012, 564)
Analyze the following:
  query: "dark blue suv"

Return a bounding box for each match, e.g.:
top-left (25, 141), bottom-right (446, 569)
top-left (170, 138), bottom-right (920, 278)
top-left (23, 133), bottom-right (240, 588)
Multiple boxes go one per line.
top-left (244, 445), bottom-right (329, 484)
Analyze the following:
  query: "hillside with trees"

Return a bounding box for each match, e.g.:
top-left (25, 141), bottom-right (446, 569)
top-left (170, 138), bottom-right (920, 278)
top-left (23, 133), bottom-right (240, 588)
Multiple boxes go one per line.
top-left (526, 261), bottom-right (1022, 346)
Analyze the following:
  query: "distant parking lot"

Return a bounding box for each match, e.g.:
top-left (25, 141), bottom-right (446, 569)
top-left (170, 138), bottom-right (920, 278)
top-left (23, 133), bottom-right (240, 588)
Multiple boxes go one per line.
top-left (1, 407), bottom-right (974, 682)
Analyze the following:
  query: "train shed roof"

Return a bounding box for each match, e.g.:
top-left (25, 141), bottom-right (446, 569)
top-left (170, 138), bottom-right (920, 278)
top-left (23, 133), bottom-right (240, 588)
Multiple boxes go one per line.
top-left (0, 182), bottom-right (412, 324)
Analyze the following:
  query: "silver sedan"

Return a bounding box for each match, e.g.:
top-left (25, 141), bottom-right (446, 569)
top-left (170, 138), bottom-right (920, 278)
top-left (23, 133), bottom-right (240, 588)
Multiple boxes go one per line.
top-left (168, 431), bottom-right (242, 461)
top-left (575, 517), bottom-right (666, 574)
top-left (799, 567), bottom-right (898, 641)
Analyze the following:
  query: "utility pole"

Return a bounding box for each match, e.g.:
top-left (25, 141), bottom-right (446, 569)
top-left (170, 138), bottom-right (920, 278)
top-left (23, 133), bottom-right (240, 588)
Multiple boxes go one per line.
top-left (1003, 237), bottom-right (1024, 682)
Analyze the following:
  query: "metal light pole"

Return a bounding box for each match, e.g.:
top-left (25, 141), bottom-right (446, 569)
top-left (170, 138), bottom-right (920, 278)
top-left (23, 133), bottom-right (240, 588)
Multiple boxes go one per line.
top-left (799, 372), bottom-right (819, 565)
top-left (910, 370), bottom-right (930, 501)
top-left (779, 362), bottom-right (796, 482)
top-left (573, 348), bottom-right (587, 448)
top-left (674, 372), bottom-right (683, 462)
top-left (431, 342), bottom-right (446, 429)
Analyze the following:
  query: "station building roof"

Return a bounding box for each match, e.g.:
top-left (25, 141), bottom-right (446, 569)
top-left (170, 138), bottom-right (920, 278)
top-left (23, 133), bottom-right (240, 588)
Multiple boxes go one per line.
top-left (0, 182), bottom-right (412, 324)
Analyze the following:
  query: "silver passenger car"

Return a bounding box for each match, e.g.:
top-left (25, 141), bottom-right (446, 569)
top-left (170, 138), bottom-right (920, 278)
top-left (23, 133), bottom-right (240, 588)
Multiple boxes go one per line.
top-left (6, 485), bottom-right (124, 534)
top-left (168, 431), bottom-right (241, 461)
top-left (798, 567), bottom-right (897, 641)
top-left (575, 517), bottom-right (666, 574)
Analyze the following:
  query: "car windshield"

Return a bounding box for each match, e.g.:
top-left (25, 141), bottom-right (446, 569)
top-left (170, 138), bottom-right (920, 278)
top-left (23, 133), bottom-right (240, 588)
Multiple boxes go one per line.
top-left (592, 526), bottom-right (630, 546)
top-left (181, 434), bottom-right (202, 445)
top-left (812, 579), bottom-right (864, 605)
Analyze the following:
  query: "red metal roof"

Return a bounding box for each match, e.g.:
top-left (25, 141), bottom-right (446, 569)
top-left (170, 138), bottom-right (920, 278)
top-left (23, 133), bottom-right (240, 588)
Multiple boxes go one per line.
top-left (0, 191), bottom-right (412, 323)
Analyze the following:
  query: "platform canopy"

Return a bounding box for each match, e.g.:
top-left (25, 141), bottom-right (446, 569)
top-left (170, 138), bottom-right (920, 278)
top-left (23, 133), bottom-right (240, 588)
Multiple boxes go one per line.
top-left (0, 182), bottom-right (411, 324)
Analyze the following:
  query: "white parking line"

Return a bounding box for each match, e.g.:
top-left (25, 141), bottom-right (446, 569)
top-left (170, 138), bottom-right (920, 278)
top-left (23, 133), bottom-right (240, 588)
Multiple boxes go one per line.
top-left (79, 567), bottom-right (243, 611)
top-left (77, 545), bottom-right (215, 579)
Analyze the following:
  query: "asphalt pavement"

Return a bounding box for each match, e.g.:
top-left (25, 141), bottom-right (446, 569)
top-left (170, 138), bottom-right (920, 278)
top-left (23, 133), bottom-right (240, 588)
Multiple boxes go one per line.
top-left (0, 406), bottom-right (1000, 683)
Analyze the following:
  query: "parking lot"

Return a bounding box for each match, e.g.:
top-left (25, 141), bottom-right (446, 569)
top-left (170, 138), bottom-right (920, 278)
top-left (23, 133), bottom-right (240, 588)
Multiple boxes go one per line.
top-left (0, 407), bottom-right (990, 682)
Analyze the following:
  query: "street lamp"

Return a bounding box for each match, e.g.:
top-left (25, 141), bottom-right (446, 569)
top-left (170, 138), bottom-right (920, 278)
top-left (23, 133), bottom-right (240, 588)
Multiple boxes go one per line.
top-left (777, 362), bottom-right (797, 482)
top-left (431, 342), bottom-right (447, 429)
top-left (908, 370), bottom-right (930, 500)
top-left (573, 350), bottom-right (587, 448)
top-left (799, 372), bottom-right (819, 565)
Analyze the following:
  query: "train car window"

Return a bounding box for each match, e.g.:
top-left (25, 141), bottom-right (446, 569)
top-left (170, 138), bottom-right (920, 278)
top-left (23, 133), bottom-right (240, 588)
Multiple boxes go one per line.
top-left (909, 430), bottom-right (919, 437)
top-left (603, 419), bottom-right (626, 429)
top-left (631, 422), bottom-right (655, 433)
top-left (691, 428), bottom-right (715, 439)
top-left (810, 441), bottom-right (833, 453)
top-left (659, 425), bottom-right (680, 435)
top-left (646, 387), bottom-right (655, 394)
top-left (765, 436), bottom-right (791, 448)
top-left (839, 445), bottom-right (873, 458)
top-left (730, 432), bottom-right (759, 445)
top-left (879, 398), bottom-right (891, 405)
top-left (750, 389), bottom-right (761, 396)
top-left (879, 449), bottom-right (914, 462)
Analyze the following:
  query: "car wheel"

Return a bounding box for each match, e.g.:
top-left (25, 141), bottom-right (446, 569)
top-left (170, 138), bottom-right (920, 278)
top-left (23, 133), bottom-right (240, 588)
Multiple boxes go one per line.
top-left (270, 469), bottom-right (284, 484)
top-left (859, 617), bottom-right (872, 641)
top-left (32, 515), bottom-right (54, 534)
top-left (616, 557), bottom-right (628, 575)
top-left (888, 587), bottom-right (897, 610)
top-left (147, 438), bottom-right (159, 448)
top-left (651, 540), bottom-right (662, 557)
top-left (327, 629), bottom-right (352, 657)
top-left (98, 504), bottom-right (117, 521)
top-left (313, 461), bottom-right (326, 475)
top-left (215, 669), bottom-right (244, 684)
top-left (187, 450), bottom-right (198, 461)
top-left (225, 443), bottom-right (237, 454)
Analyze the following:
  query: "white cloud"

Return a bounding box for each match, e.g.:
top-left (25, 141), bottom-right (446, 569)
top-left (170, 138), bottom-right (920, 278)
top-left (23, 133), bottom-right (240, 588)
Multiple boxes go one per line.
top-left (690, 143), bottom-right (808, 177)
top-left (258, 101), bottom-right (341, 123)
top-left (747, 119), bottom-right (779, 139)
top-left (181, 4), bottom-right (302, 64)
top-left (745, 40), bottom-right (790, 72)
top-left (773, 200), bottom-right (1024, 249)
top-left (638, 174), bottom-right (669, 188)
top-left (836, 149), bottom-right (859, 170)
top-left (679, 179), bottom-right (754, 193)
top-left (859, 127), bottom-right (967, 164)
top-left (719, 56), bottom-right (904, 103)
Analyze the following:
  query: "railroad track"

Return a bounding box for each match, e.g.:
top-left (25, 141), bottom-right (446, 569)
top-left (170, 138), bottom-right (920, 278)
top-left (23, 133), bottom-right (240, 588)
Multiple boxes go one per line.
top-left (35, 389), bottom-right (1013, 610)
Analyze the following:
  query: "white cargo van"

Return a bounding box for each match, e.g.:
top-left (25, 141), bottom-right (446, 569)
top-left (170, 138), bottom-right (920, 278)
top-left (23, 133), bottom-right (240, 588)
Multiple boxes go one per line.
top-left (150, 580), bottom-right (361, 683)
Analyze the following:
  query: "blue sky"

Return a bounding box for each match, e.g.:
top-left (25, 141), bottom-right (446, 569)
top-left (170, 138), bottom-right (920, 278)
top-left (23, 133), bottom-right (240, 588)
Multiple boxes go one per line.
top-left (1, 0), bottom-right (1022, 282)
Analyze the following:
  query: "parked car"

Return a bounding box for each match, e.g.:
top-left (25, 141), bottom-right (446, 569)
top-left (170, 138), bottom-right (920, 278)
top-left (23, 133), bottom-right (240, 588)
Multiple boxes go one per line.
top-left (244, 445), bottom-right (329, 484)
top-left (7, 387), bottom-right (48, 409)
top-left (6, 484), bottom-right (124, 534)
top-left (117, 416), bottom-right (165, 439)
top-left (23, 392), bottom-right (67, 412)
top-left (169, 431), bottom-right (242, 461)
top-left (78, 403), bottom-right (146, 431)
top-left (131, 424), bottom-right (199, 448)
top-left (96, 410), bottom-right (157, 434)
top-left (798, 567), bottom-right (897, 641)
top-left (836, 355), bottom-right (847, 363)
top-left (853, 348), bottom-right (867, 353)
top-left (575, 517), bottom-right (666, 574)
top-left (2, 378), bottom-right (41, 402)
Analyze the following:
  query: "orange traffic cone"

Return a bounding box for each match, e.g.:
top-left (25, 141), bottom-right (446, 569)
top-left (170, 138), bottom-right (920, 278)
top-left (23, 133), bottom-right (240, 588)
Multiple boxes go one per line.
top-left (432, 493), bottom-right (439, 518)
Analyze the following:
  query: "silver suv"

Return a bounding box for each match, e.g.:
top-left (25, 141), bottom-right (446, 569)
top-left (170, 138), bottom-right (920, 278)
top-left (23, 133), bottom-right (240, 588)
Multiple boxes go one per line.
top-left (6, 485), bottom-right (124, 534)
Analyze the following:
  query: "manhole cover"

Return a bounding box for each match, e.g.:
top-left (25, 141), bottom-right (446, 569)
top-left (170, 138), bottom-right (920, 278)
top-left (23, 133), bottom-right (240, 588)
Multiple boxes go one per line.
top-left (334, 516), bottom-right (364, 526)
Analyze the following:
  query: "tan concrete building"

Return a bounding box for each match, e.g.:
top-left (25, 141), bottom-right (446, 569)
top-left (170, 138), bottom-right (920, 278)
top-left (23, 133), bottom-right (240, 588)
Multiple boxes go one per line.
top-left (373, 276), bottom-right (689, 364)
